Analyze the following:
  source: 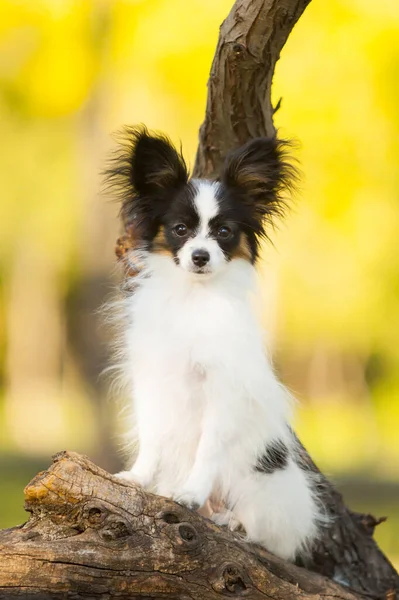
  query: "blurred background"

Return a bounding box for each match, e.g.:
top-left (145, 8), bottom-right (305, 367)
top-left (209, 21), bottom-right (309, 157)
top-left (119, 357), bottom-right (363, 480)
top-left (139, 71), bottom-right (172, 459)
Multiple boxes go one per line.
top-left (0, 0), bottom-right (398, 568)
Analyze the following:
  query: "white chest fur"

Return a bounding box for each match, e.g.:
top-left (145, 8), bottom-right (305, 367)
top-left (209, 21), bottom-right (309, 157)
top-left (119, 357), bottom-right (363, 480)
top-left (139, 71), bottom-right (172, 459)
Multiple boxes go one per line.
top-left (118, 254), bottom-right (322, 561)
top-left (124, 256), bottom-right (290, 487)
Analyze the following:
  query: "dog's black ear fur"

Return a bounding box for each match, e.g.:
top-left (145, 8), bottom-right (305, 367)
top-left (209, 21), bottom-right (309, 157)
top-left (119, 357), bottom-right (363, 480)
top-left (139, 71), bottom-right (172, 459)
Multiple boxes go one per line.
top-left (128, 126), bottom-right (188, 196)
top-left (106, 125), bottom-right (188, 232)
top-left (221, 137), bottom-right (297, 232)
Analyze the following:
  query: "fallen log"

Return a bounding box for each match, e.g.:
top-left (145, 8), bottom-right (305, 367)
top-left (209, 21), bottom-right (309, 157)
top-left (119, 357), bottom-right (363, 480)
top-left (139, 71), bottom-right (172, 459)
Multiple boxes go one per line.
top-left (0, 451), bottom-right (373, 599)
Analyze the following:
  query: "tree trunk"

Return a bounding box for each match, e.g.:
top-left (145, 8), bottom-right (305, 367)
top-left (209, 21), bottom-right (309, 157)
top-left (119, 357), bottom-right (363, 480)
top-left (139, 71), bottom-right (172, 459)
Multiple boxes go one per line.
top-left (193, 0), bottom-right (311, 178)
top-left (1, 0), bottom-right (398, 598)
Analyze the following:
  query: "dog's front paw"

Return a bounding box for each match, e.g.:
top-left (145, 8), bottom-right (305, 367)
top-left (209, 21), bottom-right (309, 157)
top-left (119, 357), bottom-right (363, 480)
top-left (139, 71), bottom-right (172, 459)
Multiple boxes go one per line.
top-left (113, 470), bottom-right (146, 487)
top-left (173, 486), bottom-right (208, 511)
top-left (212, 510), bottom-right (242, 531)
top-left (174, 491), bottom-right (201, 511)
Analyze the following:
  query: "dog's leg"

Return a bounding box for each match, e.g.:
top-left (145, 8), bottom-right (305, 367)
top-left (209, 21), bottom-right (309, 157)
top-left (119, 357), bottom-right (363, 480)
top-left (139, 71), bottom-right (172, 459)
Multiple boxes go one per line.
top-left (174, 370), bottom-right (239, 510)
top-left (114, 432), bottom-right (160, 489)
top-left (115, 378), bottom-right (165, 489)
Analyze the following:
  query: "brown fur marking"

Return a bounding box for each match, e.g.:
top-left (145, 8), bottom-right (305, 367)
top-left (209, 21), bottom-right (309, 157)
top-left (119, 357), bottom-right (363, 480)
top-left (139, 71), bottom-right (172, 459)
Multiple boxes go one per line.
top-left (152, 226), bottom-right (173, 257)
top-left (231, 233), bottom-right (252, 261)
top-left (115, 222), bottom-right (144, 278)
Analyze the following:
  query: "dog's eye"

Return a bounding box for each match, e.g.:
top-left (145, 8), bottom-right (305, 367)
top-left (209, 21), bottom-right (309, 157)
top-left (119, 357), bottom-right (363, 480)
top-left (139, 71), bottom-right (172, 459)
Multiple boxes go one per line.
top-left (174, 223), bottom-right (188, 237)
top-left (217, 225), bottom-right (232, 239)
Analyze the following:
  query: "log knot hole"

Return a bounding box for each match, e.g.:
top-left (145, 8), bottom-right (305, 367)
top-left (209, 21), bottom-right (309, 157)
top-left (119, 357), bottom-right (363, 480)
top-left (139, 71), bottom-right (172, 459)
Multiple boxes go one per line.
top-left (213, 562), bottom-right (248, 594)
top-left (88, 507), bottom-right (103, 524)
top-left (82, 502), bottom-right (132, 542)
top-left (158, 511), bottom-right (200, 550)
top-left (232, 42), bottom-right (246, 59)
top-left (223, 564), bottom-right (247, 594)
top-left (178, 523), bottom-right (198, 544)
top-left (82, 502), bottom-right (108, 528)
top-left (233, 43), bottom-right (245, 55)
top-left (100, 518), bottom-right (132, 542)
top-left (160, 510), bottom-right (181, 524)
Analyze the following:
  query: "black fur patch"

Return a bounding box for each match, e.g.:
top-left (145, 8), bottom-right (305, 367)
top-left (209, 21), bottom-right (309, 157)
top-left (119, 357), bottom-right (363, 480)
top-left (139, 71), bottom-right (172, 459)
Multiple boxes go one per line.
top-left (105, 125), bottom-right (189, 240)
top-left (162, 183), bottom-right (199, 257)
top-left (208, 194), bottom-right (249, 260)
top-left (254, 440), bottom-right (289, 474)
top-left (220, 137), bottom-right (298, 261)
top-left (213, 184), bottom-right (259, 262)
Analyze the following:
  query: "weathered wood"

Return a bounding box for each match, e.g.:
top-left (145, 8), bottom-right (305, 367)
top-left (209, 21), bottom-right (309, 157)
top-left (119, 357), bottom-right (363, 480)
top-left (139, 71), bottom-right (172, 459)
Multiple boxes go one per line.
top-left (294, 441), bottom-right (398, 597)
top-left (0, 452), bottom-right (364, 599)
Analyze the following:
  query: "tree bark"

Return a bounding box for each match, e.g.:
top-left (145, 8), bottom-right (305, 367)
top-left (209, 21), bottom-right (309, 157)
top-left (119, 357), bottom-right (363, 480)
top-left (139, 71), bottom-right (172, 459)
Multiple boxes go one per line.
top-left (193, 0), bottom-right (311, 178)
top-left (2, 0), bottom-right (398, 598)
top-left (293, 441), bottom-right (398, 598)
top-left (0, 452), bottom-right (370, 600)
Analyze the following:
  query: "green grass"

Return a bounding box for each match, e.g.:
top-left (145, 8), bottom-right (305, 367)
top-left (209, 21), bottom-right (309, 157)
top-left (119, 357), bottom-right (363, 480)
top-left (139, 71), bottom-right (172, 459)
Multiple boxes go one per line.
top-left (0, 456), bottom-right (49, 529)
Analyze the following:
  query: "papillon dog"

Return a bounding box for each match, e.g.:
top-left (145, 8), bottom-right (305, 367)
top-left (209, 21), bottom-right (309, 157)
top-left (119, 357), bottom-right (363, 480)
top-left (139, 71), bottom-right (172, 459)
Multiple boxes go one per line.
top-left (107, 126), bottom-right (325, 562)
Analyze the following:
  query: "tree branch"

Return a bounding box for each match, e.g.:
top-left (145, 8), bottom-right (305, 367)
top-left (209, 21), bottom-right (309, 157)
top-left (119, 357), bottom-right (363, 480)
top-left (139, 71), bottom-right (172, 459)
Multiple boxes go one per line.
top-left (193, 0), bottom-right (311, 178)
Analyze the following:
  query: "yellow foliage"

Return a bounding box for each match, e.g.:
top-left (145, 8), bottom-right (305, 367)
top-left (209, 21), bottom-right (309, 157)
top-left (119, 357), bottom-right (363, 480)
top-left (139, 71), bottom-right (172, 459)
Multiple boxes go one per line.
top-left (0, 0), bottom-right (398, 482)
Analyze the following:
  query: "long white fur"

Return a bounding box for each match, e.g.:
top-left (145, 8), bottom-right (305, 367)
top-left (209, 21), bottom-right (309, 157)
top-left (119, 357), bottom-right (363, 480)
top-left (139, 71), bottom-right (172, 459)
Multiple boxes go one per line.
top-left (115, 182), bottom-right (323, 561)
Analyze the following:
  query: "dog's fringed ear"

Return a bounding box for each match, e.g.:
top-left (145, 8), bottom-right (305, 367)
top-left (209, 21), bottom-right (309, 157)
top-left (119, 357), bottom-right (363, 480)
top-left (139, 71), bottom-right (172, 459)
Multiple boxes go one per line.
top-left (128, 126), bottom-right (188, 195)
top-left (221, 137), bottom-right (297, 231)
top-left (106, 125), bottom-right (188, 228)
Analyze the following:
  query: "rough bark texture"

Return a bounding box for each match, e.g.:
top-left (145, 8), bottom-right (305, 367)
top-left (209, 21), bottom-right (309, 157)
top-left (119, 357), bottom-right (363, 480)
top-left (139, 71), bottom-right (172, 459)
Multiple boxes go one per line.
top-left (1, 0), bottom-right (398, 599)
top-left (294, 441), bottom-right (398, 598)
top-left (193, 0), bottom-right (311, 178)
top-left (0, 452), bottom-right (372, 600)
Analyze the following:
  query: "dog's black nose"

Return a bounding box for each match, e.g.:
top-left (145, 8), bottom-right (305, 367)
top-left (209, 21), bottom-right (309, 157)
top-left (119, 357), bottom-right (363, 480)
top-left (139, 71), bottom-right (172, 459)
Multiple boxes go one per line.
top-left (192, 249), bottom-right (210, 267)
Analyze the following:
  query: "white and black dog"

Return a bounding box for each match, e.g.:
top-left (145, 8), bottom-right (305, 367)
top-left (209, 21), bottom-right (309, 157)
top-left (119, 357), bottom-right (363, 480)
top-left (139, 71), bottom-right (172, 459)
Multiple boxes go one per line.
top-left (108, 126), bottom-right (325, 561)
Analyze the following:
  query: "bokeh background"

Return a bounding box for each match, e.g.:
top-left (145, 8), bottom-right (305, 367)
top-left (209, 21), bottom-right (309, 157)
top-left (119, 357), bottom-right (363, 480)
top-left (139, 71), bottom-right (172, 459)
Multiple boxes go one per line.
top-left (0, 0), bottom-right (398, 567)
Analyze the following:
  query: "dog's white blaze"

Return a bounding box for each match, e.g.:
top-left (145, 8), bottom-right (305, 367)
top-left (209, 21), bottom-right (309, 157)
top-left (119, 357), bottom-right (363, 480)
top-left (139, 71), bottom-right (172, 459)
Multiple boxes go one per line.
top-left (192, 180), bottom-right (220, 236)
top-left (176, 181), bottom-right (226, 274)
